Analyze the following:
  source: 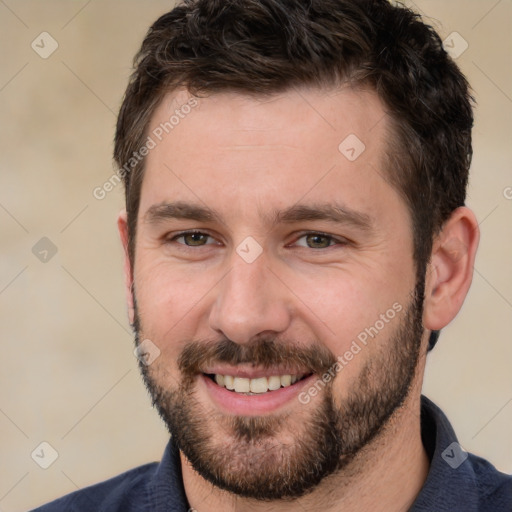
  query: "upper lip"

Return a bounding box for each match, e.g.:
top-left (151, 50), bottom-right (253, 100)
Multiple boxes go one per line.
top-left (201, 364), bottom-right (312, 379)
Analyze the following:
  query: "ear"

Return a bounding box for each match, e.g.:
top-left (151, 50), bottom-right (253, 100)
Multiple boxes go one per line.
top-left (423, 206), bottom-right (480, 331)
top-left (117, 210), bottom-right (135, 326)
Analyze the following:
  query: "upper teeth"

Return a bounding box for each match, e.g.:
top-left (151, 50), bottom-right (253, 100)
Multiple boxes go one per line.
top-left (214, 374), bottom-right (301, 393)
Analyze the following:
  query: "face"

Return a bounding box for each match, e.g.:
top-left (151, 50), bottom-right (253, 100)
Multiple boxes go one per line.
top-left (125, 87), bottom-right (426, 499)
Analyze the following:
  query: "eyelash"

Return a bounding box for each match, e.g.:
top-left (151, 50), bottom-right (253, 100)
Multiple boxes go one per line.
top-left (166, 230), bottom-right (348, 250)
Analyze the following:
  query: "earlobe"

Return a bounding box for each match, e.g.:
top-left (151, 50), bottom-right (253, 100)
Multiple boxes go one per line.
top-left (117, 210), bottom-right (135, 325)
top-left (423, 207), bottom-right (480, 331)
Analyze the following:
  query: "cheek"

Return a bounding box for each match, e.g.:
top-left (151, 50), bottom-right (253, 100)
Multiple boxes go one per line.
top-left (133, 256), bottom-right (218, 350)
top-left (297, 265), bottom-right (405, 337)
top-left (136, 251), bottom-right (210, 304)
top-left (294, 267), bottom-right (409, 385)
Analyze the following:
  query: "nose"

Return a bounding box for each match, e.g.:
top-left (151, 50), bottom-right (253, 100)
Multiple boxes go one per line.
top-left (208, 252), bottom-right (292, 345)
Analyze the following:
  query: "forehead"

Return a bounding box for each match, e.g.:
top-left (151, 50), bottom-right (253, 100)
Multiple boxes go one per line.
top-left (139, 86), bottom-right (406, 230)
top-left (149, 86), bottom-right (387, 151)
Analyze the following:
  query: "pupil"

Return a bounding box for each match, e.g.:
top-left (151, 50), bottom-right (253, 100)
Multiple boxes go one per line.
top-left (187, 233), bottom-right (205, 245)
top-left (308, 234), bottom-right (328, 248)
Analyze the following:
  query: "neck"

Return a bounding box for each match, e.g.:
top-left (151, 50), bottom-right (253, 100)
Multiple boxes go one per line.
top-left (181, 390), bottom-right (429, 512)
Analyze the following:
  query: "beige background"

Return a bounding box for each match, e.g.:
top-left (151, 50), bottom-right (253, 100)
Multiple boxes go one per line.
top-left (0, 1), bottom-right (511, 510)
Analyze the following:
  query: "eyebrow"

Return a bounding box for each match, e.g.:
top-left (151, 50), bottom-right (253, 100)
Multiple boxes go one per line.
top-left (143, 200), bottom-right (374, 232)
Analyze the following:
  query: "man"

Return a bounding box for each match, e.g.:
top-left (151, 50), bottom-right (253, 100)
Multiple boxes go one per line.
top-left (32, 0), bottom-right (511, 510)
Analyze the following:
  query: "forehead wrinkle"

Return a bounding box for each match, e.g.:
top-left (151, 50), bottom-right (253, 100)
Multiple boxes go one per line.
top-left (218, 144), bottom-right (300, 151)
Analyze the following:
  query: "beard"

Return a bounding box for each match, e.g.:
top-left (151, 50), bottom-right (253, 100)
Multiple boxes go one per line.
top-left (132, 275), bottom-right (425, 501)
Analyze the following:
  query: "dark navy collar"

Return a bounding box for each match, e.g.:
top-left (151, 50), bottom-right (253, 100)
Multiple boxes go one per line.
top-left (146, 434), bottom-right (190, 511)
top-left (410, 395), bottom-right (480, 511)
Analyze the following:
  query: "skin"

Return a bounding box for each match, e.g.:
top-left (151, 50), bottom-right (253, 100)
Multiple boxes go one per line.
top-left (118, 86), bottom-right (480, 511)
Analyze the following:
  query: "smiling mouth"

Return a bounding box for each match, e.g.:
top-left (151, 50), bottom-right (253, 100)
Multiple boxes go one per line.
top-left (204, 373), bottom-right (313, 395)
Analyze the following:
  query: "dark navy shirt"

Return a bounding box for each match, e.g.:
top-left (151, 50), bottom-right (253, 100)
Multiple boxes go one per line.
top-left (31, 396), bottom-right (512, 511)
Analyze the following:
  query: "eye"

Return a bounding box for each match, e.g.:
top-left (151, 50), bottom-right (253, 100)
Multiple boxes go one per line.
top-left (293, 232), bottom-right (345, 249)
top-left (168, 231), bottom-right (217, 247)
top-left (166, 230), bottom-right (346, 250)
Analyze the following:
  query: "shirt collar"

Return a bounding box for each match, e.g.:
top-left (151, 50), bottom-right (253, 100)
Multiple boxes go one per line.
top-left (147, 435), bottom-right (190, 511)
top-left (409, 395), bottom-right (480, 511)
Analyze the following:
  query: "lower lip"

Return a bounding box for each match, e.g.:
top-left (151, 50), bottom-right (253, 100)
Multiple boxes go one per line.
top-left (200, 374), bottom-right (316, 415)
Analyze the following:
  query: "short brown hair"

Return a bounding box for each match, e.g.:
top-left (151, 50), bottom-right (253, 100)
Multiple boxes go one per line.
top-left (114, 0), bottom-right (473, 280)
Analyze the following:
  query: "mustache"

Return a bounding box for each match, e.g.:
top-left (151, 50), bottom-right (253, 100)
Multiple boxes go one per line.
top-left (178, 336), bottom-right (338, 377)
